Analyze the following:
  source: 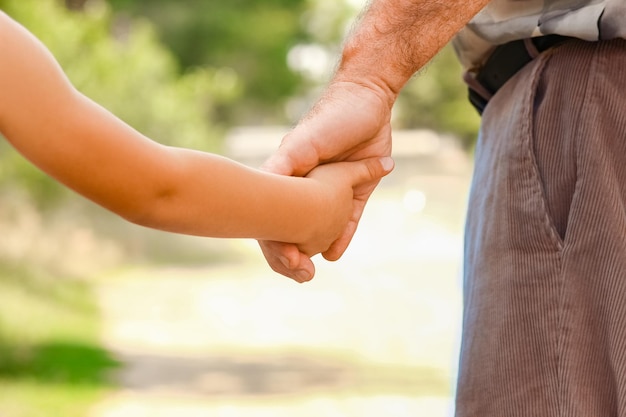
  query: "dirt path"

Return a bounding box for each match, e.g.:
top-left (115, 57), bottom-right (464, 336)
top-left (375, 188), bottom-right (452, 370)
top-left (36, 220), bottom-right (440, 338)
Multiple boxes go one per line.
top-left (89, 182), bottom-right (469, 416)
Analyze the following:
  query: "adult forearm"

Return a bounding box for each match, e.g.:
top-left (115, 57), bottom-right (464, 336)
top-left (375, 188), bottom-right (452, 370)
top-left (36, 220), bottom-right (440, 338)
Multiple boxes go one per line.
top-left (337, 0), bottom-right (490, 103)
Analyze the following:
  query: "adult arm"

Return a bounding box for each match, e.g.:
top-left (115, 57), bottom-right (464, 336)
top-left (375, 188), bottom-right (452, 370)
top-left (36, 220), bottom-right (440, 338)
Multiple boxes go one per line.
top-left (260, 0), bottom-right (491, 281)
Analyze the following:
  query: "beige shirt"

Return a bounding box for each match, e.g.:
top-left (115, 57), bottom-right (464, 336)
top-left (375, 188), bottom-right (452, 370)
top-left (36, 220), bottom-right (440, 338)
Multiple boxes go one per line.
top-left (454, 0), bottom-right (626, 72)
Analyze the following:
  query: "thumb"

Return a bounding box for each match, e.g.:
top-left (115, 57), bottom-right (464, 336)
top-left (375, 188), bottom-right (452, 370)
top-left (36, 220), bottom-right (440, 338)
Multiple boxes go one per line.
top-left (260, 149), bottom-right (295, 176)
top-left (260, 130), bottom-right (321, 177)
top-left (348, 156), bottom-right (395, 186)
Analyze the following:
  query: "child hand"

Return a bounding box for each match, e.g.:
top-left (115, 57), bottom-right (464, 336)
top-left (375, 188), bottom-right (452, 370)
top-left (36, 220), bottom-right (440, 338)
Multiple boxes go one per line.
top-left (296, 156), bottom-right (394, 257)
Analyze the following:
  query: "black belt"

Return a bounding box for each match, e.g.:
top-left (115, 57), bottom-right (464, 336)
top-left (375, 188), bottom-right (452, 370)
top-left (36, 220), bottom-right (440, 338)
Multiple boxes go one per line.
top-left (468, 35), bottom-right (572, 114)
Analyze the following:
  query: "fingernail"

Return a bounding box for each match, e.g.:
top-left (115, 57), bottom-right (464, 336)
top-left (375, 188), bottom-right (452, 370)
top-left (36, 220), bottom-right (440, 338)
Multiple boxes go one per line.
top-left (278, 256), bottom-right (290, 269)
top-left (296, 270), bottom-right (311, 282)
top-left (380, 157), bottom-right (394, 171)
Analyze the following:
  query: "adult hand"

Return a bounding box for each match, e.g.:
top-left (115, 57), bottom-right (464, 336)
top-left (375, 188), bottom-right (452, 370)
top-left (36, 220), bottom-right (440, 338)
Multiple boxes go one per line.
top-left (259, 80), bottom-right (394, 283)
top-left (257, 0), bottom-right (492, 283)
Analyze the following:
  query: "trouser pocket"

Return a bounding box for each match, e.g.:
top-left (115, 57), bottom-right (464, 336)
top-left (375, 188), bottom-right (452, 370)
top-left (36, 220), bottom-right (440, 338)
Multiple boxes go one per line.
top-left (527, 49), bottom-right (581, 244)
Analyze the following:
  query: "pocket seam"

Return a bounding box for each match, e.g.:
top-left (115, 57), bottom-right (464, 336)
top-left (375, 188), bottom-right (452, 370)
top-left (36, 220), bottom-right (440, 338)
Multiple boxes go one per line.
top-left (522, 52), bottom-right (565, 251)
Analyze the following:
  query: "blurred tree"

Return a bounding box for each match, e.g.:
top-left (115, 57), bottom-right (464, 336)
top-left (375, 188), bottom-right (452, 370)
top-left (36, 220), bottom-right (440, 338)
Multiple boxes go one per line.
top-left (107, 0), bottom-right (310, 124)
top-left (65, 0), bottom-right (88, 10)
top-left (105, 0), bottom-right (480, 143)
top-left (0, 0), bottom-right (239, 207)
top-left (395, 46), bottom-right (481, 147)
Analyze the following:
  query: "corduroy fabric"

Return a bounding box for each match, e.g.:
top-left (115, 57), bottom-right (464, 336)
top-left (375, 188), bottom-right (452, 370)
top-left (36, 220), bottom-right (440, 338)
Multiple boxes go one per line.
top-left (456, 39), bottom-right (626, 417)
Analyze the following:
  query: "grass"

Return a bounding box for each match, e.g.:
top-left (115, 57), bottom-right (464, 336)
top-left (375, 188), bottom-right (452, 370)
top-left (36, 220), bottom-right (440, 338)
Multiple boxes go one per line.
top-left (0, 261), bottom-right (119, 417)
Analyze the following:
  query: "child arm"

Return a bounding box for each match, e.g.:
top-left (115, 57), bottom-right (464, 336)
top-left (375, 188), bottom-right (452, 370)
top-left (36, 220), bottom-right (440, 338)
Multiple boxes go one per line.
top-left (0, 12), bottom-right (392, 252)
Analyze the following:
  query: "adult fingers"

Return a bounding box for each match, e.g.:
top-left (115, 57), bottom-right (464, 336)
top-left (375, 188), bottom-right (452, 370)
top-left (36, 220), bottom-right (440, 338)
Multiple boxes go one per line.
top-left (258, 240), bottom-right (316, 283)
top-left (321, 157), bottom-right (393, 261)
top-left (348, 156), bottom-right (394, 185)
top-left (321, 195), bottom-right (367, 261)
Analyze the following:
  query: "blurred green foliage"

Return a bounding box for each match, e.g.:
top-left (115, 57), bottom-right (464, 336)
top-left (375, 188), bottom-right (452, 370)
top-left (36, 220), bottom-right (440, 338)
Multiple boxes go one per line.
top-left (0, 0), bottom-right (238, 207)
top-left (396, 46), bottom-right (481, 146)
top-left (106, 0), bottom-right (479, 143)
top-left (106, 0), bottom-right (310, 124)
top-left (0, 261), bottom-right (119, 417)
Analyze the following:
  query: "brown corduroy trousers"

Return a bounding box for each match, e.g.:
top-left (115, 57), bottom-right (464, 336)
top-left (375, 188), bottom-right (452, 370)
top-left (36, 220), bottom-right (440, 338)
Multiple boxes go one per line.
top-left (456, 39), bottom-right (626, 417)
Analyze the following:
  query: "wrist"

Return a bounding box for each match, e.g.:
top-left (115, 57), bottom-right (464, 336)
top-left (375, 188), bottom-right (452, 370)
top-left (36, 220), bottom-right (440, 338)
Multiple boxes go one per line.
top-left (336, 35), bottom-right (410, 105)
top-left (294, 176), bottom-right (348, 254)
top-left (335, 0), bottom-right (428, 99)
top-left (335, 0), bottom-right (491, 100)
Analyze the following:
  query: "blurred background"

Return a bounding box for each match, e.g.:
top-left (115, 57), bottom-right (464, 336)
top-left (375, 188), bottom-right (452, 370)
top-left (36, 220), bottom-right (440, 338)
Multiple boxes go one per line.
top-left (0, 0), bottom-right (480, 416)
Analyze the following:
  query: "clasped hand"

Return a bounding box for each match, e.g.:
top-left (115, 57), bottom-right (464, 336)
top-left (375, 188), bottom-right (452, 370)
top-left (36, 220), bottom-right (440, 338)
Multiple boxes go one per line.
top-left (259, 81), bottom-right (394, 283)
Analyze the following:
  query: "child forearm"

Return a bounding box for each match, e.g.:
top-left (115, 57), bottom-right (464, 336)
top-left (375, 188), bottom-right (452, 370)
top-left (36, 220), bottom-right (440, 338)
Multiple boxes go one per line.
top-left (129, 146), bottom-right (332, 243)
top-left (0, 11), bottom-right (355, 250)
top-left (5, 90), bottom-right (331, 244)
